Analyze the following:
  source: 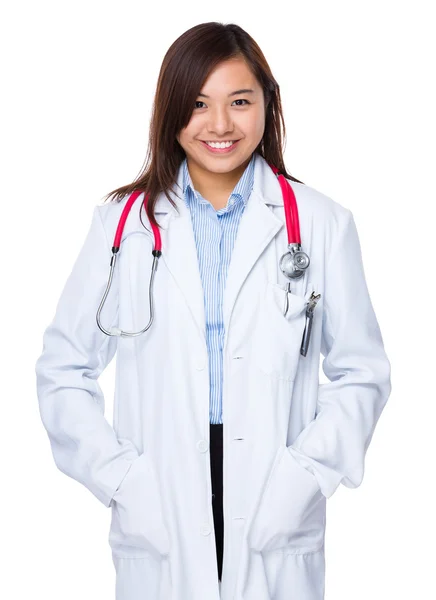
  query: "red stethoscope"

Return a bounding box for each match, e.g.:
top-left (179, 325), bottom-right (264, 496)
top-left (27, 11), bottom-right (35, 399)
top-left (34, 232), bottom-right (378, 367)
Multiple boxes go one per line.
top-left (96, 161), bottom-right (319, 355)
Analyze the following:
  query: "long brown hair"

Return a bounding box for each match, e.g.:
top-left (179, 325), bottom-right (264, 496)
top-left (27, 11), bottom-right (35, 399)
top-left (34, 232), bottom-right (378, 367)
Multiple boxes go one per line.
top-left (101, 22), bottom-right (305, 231)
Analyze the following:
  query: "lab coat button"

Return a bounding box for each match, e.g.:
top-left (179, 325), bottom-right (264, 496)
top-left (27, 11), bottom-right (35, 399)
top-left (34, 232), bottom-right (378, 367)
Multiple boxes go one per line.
top-left (196, 439), bottom-right (209, 453)
top-left (195, 359), bottom-right (205, 370)
top-left (200, 523), bottom-right (212, 536)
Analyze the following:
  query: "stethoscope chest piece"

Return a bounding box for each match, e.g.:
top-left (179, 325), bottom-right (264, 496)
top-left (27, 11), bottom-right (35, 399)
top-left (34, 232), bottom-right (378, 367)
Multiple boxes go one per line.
top-left (279, 242), bottom-right (310, 280)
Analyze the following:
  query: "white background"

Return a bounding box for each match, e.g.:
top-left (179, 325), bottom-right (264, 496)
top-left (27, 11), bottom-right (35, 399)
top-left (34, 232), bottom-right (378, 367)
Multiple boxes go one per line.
top-left (2, 1), bottom-right (435, 598)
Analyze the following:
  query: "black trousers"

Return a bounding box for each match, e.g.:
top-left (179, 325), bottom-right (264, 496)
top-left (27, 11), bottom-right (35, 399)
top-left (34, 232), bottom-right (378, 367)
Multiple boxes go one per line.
top-left (210, 423), bottom-right (224, 581)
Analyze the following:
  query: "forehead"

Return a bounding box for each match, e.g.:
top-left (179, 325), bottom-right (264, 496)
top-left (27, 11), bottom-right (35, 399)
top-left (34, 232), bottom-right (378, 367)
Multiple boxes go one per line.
top-left (199, 59), bottom-right (260, 93)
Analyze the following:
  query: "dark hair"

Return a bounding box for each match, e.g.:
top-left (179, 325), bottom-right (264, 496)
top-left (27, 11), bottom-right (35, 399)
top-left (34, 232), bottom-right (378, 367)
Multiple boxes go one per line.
top-left (101, 22), bottom-right (305, 230)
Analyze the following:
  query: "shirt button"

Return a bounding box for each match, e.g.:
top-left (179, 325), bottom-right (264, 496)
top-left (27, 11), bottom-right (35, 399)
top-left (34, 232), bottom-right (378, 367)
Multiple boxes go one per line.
top-left (200, 523), bottom-right (212, 536)
top-left (196, 439), bottom-right (209, 453)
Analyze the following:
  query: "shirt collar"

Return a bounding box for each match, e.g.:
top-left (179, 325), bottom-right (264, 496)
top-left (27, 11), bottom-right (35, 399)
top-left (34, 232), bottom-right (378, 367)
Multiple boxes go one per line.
top-left (182, 152), bottom-right (256, 210)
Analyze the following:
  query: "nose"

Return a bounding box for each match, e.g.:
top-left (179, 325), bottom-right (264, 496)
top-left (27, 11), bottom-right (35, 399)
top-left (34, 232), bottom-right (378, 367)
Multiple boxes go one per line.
top-left (206, 106), bottom-right (234, 136)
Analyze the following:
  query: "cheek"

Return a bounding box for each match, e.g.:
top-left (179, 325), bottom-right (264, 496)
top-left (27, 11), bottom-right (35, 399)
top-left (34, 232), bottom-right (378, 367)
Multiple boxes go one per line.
top-left (181, 122), bottom-right (204, 147)
top-left (255, 109), bottom-right (266, 135)
top-left (241, 110), bottom-right (265, 138)
top-left (177, 128), bottom-right (187, 143)
top-left (177, 128), bottom-right (194, 153)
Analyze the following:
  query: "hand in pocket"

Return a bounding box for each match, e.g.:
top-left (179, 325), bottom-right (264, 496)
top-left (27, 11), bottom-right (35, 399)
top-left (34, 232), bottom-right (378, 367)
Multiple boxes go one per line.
top-left (109, 452), bottom-right (171, 559)
top-left (247, 445), bottom-right (325, 554)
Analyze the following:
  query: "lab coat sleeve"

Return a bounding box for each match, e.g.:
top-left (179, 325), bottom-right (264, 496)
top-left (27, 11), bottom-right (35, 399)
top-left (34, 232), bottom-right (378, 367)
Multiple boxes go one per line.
top-left (35, 204), bottom-right (139, 508)
top-left (287, 207), bottom-right (392, 499)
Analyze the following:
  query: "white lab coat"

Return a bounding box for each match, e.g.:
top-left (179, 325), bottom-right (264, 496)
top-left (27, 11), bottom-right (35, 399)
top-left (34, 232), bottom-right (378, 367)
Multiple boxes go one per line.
top-left (35, 153), bottom-right (392, 600)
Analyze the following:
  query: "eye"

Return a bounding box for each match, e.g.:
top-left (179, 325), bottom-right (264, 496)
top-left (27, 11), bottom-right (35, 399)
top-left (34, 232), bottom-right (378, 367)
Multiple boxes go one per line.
top-left (194, 99), bottom-right (251, 109)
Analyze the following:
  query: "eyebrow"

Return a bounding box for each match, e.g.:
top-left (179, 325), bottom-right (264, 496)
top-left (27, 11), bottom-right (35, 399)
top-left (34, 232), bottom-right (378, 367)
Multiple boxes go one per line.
top-left (197, 88), bottom-right (255, 98)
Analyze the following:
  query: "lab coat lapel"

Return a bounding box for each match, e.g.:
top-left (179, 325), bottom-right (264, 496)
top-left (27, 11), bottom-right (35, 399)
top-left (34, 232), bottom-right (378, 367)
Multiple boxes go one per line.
top-left (148, 153), bottom-right (285, 345)
top-left (222, 154), bottom-right (285, 335)
top-left (157, 203), bottom-right (207, 343)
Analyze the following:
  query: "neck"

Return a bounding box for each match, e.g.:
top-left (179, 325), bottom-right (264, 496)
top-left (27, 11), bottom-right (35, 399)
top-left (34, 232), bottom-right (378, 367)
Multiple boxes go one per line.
top-left (186, 155), bottom-right (252, 200)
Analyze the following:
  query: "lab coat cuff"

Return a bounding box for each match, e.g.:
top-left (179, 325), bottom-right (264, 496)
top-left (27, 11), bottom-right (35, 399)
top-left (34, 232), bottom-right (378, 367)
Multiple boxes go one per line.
top-left (285, 446), bottom-right (323, 499)
top-left (98, 456), bottom-right (138, 508)
top-left (287, 445), bottom-right (345, 499)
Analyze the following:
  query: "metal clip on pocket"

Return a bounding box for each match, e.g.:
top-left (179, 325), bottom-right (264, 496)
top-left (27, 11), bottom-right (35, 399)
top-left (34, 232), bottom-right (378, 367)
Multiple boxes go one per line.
top-left (283, 282), bottom-right (292, 316)
top-left (300, 291), bottom-right (321, 357)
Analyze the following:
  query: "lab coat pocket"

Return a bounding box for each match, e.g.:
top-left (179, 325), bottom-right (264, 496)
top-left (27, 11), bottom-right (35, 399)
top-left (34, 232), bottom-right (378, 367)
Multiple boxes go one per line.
top-left (251, 282), bottom-right (312, 381)
top-left (108, 451), bottom-right (171, 560)
top-left (247, 444), bottom-right (325, 555)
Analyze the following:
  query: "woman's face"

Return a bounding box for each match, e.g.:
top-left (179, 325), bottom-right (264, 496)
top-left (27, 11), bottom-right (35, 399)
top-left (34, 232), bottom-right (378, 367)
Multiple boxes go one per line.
top-left (177, 57), bottom-right (266, 174)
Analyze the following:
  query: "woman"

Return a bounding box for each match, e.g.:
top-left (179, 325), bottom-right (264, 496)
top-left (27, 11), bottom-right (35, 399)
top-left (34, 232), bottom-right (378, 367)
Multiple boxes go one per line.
top-left (35, 21), bottom-right (392, 600)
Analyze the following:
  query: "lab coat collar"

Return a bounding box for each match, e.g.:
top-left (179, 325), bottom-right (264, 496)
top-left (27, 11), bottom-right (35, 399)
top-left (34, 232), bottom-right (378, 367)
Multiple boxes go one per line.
top-left (153, 151), bottom-right (284, 228)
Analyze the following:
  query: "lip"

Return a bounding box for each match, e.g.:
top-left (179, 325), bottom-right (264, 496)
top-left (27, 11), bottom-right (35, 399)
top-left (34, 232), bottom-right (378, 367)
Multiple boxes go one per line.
top-left (199, 140), bottom-right (240, 154)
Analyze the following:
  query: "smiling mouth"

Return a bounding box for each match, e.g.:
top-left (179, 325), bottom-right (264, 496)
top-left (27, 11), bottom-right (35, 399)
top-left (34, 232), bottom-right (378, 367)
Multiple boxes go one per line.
top-left (201, 140), bottom-right (239, 144)
top-left (201, 140), bottom-right (240, 143)
top-left (199, 140), bottom-right (241, 151)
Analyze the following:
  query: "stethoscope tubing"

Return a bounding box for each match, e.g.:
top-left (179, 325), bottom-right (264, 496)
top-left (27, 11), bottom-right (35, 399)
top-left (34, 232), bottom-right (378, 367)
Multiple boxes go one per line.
top-left (96, 252), bottom-right (159, 337)
top-left (269, 164), bottom-right (301, 245)
top-left (96, 161), bottom-right (311, 339)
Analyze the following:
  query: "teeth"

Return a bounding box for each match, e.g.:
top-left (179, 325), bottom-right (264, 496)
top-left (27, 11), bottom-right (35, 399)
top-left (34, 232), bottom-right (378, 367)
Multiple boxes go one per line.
top-left (205, 141), bottom-right (235, 148)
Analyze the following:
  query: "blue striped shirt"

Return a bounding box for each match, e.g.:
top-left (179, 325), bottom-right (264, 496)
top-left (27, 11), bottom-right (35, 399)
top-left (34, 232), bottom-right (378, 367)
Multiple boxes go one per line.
top-left (182, 153), bottom-right (256, 424)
